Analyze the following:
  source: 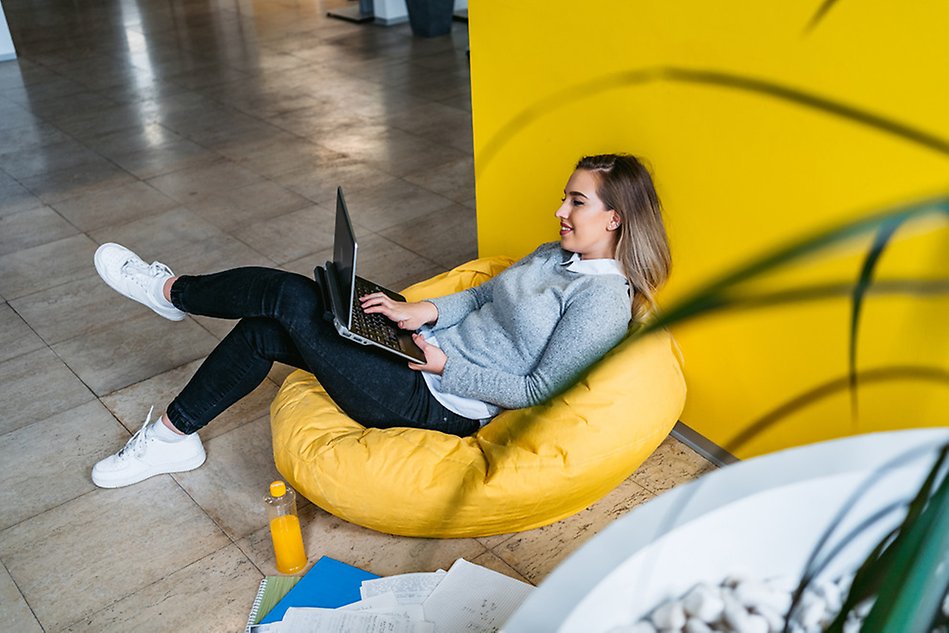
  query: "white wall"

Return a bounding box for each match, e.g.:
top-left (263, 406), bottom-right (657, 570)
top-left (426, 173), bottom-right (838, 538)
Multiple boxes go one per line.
top-left (374, 0), bottom-right (468, 25)
top-left (0, 0), bottom-right (15, 61)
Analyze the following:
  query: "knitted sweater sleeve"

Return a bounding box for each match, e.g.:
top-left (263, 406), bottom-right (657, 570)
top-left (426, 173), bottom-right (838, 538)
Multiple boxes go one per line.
top-left (438, 283), bottom-right (631, 409)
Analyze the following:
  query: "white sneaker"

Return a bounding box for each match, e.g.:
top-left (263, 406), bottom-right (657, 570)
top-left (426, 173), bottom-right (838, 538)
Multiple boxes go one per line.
top-left (92, 408), bottom-right (207, 488)
top-left (94, 243), bottom-right (186, 321)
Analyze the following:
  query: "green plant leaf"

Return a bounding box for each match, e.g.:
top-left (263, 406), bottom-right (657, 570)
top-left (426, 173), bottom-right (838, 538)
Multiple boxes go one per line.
top-left (860, 463), bottom-right (949, 632)
top-left (848, 216), bottom-right (911, 423)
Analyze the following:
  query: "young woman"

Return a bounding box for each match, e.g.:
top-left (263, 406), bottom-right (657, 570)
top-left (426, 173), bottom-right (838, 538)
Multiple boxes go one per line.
top-left (90, 153), bottom-right (671, 488)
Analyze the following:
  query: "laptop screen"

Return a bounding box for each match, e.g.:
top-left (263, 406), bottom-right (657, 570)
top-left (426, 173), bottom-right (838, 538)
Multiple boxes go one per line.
top-left (333, 187), bottom-right (358, 329)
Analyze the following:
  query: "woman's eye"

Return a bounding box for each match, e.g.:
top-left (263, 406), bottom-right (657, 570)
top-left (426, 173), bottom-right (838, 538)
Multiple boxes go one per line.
top-left (572, 200), bottom-right (584, 206)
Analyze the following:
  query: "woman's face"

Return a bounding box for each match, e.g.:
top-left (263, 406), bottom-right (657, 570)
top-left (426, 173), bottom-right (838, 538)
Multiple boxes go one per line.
top-left (555, 169), bottom-right (620, 260)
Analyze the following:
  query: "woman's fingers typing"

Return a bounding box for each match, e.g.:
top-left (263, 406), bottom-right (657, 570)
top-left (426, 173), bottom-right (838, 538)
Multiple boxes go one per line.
top-left (359, 295), bottom-right (438, 330)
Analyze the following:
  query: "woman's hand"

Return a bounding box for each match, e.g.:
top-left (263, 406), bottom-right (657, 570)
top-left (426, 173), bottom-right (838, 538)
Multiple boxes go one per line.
top-left (408, 333), bottom-right (447, 375)
top-left (359, 294), bottom-right (438, 330)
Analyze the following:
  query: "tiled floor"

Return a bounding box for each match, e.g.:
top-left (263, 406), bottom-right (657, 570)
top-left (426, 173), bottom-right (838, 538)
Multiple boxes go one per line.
top-left (0, 0), bottom-right (714, 630)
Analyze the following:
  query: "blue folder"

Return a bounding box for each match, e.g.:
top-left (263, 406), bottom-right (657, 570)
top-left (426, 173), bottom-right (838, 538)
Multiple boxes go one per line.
top-left (258, 556), bottom-right (379, 624)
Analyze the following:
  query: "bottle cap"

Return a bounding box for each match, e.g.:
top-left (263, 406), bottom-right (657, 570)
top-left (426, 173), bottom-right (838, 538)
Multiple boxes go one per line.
top-left (269, 480), bottom-right (287, 497)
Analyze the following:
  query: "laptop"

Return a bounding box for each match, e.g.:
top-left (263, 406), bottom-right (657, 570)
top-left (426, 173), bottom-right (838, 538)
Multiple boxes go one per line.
top-left (314, 187), bottom-right (427, 364)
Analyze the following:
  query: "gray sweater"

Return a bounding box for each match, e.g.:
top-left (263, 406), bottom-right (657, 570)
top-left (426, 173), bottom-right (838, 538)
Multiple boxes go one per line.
top-left (428, 242), bottom-right (632, 410)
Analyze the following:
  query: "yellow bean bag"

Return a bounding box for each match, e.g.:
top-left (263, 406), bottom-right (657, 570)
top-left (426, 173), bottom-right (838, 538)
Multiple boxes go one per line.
top-left (270, 257), bottom-right (687, 538)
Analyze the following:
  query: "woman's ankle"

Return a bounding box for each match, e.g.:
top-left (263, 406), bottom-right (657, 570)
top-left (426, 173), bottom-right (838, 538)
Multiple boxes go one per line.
top-left (163, 276), bottom-right (178, 303)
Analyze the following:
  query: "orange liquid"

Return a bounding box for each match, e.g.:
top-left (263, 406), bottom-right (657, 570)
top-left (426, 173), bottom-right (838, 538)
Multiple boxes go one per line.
top-left (270, 514), bottom-right (307, 574)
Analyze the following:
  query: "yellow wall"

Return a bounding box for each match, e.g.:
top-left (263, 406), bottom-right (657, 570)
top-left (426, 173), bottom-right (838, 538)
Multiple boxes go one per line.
top-left (468, 1), bottom-right (948, 458)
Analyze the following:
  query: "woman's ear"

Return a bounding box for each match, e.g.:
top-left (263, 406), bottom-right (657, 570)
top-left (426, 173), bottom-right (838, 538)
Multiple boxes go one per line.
top-left (607, 210), bottom-right (621, 230)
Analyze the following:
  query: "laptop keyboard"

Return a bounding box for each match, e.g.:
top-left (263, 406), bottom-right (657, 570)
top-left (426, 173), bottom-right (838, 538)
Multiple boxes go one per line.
top-left (352, 278), bottom-right (402, 349)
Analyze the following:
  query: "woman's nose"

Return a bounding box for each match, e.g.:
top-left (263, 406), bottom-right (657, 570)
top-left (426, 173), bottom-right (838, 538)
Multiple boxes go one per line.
top-left (554, 202), bottom-right (569, 218)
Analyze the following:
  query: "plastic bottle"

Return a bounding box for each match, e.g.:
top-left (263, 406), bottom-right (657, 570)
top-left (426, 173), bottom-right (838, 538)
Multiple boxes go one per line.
top-left (265, 480), bottom-right (307, 574)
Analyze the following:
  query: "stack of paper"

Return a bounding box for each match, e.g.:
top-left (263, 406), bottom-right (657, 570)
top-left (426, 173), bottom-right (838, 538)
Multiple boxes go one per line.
top-left (250, 557), bottom-right (533, 633)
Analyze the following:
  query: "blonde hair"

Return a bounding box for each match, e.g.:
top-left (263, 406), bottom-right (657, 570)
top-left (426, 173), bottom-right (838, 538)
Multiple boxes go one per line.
top-left (575, 154), bottom-right (672, 324)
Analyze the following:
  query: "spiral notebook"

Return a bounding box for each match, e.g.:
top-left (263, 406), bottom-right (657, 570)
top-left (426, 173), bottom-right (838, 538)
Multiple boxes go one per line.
top-left (245, 576), bottom-right (300, 632)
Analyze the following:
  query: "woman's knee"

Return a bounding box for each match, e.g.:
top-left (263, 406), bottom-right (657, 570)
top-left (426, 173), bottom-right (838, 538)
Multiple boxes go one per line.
top-left (263, 272), bottom-right (324, 323)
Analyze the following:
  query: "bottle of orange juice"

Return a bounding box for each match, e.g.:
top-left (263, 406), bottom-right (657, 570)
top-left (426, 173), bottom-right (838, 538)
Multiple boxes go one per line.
top-left (265, 480), bottom-right (307, 574)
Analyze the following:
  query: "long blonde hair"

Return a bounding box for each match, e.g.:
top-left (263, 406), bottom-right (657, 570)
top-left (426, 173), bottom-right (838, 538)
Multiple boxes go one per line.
top-left (575, 154), bottom-right (671, 323)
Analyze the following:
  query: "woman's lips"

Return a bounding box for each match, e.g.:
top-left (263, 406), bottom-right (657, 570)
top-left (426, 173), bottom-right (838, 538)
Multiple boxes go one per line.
top-left (560, 223), bottom-right (573, 236)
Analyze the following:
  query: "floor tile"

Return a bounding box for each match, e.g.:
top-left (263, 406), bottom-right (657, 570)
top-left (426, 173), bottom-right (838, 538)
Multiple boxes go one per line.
top-left (0, 561), bottom-right (43, 633)
top-left (0, 233), bottom-right (99, 299)
top-left (51, 311), bottom-right (219, 396)
top-left (237, 501), bottom-right (489, 578)
top-left (0, 346), bottom-right (95, 436)
top-left (9, 274), bottom-right (141, 345)
top-left (343, 177), bottom-right (457, 233)
top-left (146, 158), bottom-right (264, 202)
top-left (109, 137), bottom-right (221, 180)
top-left (183, 180), bottom-right (312, 232)
top-left (491, 477), bottom-right (655, 584)
top-left (273, 155), bottom-right (400, 206)
top-left (0, 139), bottom-right (104, 180)
top-left (60, 544), bottom-right (262, 633)
top-left (173, 417), bottom-right (285, 540)
top-left (20, 160), bottom-right (138, 205)
top-left (100, 359), bottom-right (281, 442)
top-left (0, 206), bottom-right (78, 257)
top-left (232, 203), bottom-right (336, 265)
top-left (631, 435), bottom-right (716, 495)
top-left (0, 400), bottom-right (129, 531)
top-left (0, 477), bottom-right (230, 632)
top-left (402, 155), bottom-right (475, 205)
top-left (51, 181), bottom-right (180, 232)
top-left (0, 303), bottom-right (46, 362)
top-left (0, 172), bottom-right (45, 218)
top-left (379, 202), bottom-right (478, 269)
top-left (469, 550), bottom-right (533, 585)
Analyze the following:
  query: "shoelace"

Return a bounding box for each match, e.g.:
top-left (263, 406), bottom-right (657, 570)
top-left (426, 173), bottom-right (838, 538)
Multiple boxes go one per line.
top-left (117, 405), bottom-right (156, 460)
top-left (120, 259), bottom-right (172, 288)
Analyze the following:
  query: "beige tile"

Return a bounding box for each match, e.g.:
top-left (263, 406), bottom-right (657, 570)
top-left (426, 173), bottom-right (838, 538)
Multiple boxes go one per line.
top-left (89, 208), bottom-right (276, 276)
top-left (0, 206), bottom-right (78, 257)
top-left (50, 181), bottom-right (180, 232)
top-left (172, 417), bottom-right (284, 539)
top-left (273, 154), bottom-right (401, 206)
top-left (379, 203), bottom-right (478, 270)
top-left (183, 180), bottom-right (312, 232)
top-left (492, 478), bottom-right (655, 584)
top-left (100, 359), bottom-right (281, 442)
top-left (477, 532), bottom-right (517, 550)
top-left (0, 477), bottom-right (230, 632)
top-left (0, 561), bottom-right (43, 633)
top-left (631, 435), bottom-right (716, 495)
top-left (343, 177), bottom-right (457, 233)
top-left (469, 550), bottom-right (533, 585)
top-left (353, 233), bottom-right (447, 290)
top-left (402, 155), bottom-right (475, 206)
top-left (60, 544), bottom-right (261, 633)
top-left (10, 274), bottom-right (134, 345)
top-left (0, 233), bottom-right (99, 299)
top-left (0, 303), bottom-right (45, 362)
top-left (0, 347), bottom-right (95, 436)
top-left (110, 138), bottom-right (220, 181)
top-left (146, 159), bottom-right (264, 202)
top-left (232, 203), bottom-right (337, 265)
top-left (0, 400), bottom-right (129, 530)
top-left (52, 312), bottom-right (219, 396)
top-left (237, 502), bottom-right (488, 577)
top-left (20, 161), bottom-right (138, 205)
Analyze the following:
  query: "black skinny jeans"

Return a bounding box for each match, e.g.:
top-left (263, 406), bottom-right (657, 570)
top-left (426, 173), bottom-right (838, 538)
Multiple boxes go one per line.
top-left (165, 267), bottom-right (480, 437)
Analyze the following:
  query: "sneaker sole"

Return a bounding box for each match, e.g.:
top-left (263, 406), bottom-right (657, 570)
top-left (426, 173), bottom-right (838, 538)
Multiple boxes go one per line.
top-left (91, 451), bottom-right (207, 489)
top-left (94, 244), bottom-right (187, 322)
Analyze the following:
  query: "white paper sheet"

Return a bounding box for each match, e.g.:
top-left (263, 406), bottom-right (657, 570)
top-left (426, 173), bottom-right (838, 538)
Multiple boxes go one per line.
top-left (278, 607), bottom-right (434, 633)
top-left (360, 571), bottom-right (448, 605)
top-left (339, 592), bottom-right (426, 621)
top-left (421, 559), bottom-right (534, 633)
